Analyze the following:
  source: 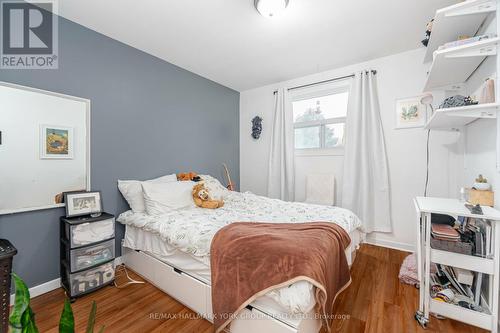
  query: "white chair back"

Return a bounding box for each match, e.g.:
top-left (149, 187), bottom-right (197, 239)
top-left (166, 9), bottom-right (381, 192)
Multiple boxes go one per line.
top-left (305, 174), bottom-right (335, 206)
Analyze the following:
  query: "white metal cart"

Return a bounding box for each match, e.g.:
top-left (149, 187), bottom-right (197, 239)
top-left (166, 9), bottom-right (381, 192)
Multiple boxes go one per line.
top-left (414, 197), bottom-right (500, 332)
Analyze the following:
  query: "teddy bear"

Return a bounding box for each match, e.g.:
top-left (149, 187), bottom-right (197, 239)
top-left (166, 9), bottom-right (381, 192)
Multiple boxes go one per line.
top-left (192, 182), bottom-right (224, 209)
top-left (177, 172), bottom-right (201, 182)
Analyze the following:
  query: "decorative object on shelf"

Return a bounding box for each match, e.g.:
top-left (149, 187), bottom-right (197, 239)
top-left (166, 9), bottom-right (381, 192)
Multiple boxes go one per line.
top-left (479, 78), bottom-right (495, 104)
top-left (223, 163), bottom-right (235, 191)
top-left (438, 95), bottom-right (478, 109)
top-left (421, 18), bottom-right (434, 47)
top-left (40, 125), bottom-right (74, 159)
top-left (473, 174), bottom-right (491, 191)
top-left (459, 187), bottom-right (469, 202)
top-left (395, 96), bottom-right (426, 129)
top-left (469, 175), bottom-right (494, 207)
top-left (469, 189), bottom-right (494, 207)
top-left (251, 116), bottom-right (263, 139)
top-left (64, 191), bottom-right (102, 218)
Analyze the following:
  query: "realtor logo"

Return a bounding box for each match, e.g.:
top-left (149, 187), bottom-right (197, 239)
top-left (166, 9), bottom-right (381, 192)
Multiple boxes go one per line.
top-left (1, 0), bottom-right (58, 69)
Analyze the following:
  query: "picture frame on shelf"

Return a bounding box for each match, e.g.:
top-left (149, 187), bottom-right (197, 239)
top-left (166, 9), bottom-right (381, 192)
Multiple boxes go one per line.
top-left (64, 191), bottom-right (102, 218)
top-left (395, 96), bottom-right (426, 129)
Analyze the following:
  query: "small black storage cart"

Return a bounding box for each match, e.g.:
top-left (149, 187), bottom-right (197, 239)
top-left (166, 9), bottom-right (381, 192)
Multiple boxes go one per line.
top-left (60, 213), bottom-right (116, 300)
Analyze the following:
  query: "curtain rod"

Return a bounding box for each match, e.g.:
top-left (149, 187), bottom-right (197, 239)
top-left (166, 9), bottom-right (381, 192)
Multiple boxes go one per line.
top-left (273, 70), bottom-right (377, 95)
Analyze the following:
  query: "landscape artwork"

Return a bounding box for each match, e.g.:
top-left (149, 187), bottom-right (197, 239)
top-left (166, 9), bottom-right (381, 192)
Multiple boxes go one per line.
top-left (40, 125), bottom-right (74, 159)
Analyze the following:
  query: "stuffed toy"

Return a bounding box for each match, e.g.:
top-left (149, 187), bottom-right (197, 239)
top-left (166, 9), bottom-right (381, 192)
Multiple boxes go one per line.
top-left (177, 172), bottom-right (201, 182)
top-left (192, 182), bottom-right (224, 209)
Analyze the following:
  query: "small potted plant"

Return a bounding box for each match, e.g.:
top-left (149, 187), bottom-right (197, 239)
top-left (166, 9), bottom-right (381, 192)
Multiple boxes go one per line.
top-left (473, 174), bottom-right (491, 191)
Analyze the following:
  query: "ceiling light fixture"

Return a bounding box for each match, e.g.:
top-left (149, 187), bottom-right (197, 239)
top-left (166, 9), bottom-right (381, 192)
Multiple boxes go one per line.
top-left (254, 0), bottom-right (289, 18)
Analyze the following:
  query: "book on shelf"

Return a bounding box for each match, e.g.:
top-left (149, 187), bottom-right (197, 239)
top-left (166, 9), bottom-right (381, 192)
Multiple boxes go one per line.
top-left (452, 267), bottom-right (474, 286)
top-left (474, 272), bottom-right (482, 306)
top-left (431, 224), bottom-right (460, 241)
top-left (445, 216), bottom-right (494, 258)
top-left (432, 264), bottom-right (485, 312)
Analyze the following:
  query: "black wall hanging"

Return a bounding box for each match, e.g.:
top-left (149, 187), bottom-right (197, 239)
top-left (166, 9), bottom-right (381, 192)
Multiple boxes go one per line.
top-left (251, 116), bottom-right (263, 140)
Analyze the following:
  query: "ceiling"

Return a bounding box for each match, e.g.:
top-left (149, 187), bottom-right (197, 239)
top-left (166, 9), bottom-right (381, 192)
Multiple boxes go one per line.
top-left (57, 0), bottom-right (457, 91)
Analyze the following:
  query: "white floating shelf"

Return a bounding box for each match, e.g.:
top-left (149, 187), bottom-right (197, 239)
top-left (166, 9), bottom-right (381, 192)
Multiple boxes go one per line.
top-left (424, 103), bottom-right (499, 130)
top-left (424, 0), bottom-right (496, 63)
top-left (424, 37), bottom-right (499, 91)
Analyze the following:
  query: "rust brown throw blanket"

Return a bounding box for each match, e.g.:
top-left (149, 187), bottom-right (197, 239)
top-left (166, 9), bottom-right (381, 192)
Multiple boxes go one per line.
top-left (210, 222), bottom-right (352, 333)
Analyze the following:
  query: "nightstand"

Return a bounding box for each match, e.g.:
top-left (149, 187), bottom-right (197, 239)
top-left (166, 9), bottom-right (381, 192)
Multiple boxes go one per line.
top-left (60, 213), bottom-right (116, 300)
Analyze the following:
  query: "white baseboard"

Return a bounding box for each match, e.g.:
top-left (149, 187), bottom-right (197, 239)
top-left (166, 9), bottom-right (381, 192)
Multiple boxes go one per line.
top-left (10, 256), bottom-right (122, 304)
top-left (114, 256), bottom-right (123, 266)
top-left (10, 277), bottom-right (61, 304)
top-left (365, 236), bottom-right (415, 253)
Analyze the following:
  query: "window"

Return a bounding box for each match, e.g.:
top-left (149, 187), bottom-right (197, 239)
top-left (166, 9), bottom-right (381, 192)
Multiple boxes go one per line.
top-left (292, 88), bottom-right (349, 151)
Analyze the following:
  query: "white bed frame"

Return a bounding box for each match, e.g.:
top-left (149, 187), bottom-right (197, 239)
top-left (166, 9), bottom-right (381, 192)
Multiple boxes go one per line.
top-left (122, 230), bottom-right (361, 333)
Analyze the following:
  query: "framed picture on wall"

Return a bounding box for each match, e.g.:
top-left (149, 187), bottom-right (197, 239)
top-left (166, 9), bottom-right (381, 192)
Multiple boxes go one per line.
top-left (64, 191), bottom-right (102, 218)
top-left (395, 96), bottom-right (426, 129)
top-left (40, 125), bottom-right (74, 159)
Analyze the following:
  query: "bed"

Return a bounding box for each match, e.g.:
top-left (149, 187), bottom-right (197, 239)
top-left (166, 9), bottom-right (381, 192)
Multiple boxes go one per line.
top-left (118, 175), bottom-right (363, 333)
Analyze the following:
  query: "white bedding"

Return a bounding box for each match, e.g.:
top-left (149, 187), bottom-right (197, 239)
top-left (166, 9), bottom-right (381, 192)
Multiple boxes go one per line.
top-left (118, 187), bottom-right (361, 258)
top-left (118, 184), bottom-right (362, 315)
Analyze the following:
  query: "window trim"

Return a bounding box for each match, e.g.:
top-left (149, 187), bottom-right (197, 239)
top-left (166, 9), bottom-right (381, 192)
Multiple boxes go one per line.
top-left (295, 146), bottom-right (345, 157)
top-left (291, 80), bottom-right (351, 154)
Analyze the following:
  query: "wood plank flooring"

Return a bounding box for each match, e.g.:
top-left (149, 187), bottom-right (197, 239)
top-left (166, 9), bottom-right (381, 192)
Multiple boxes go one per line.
top-left (29, 244), bottom-right (487, 333)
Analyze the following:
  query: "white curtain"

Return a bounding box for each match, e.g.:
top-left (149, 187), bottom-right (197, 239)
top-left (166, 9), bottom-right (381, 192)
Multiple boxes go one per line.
top-left (267, 88), bottom-right (295, 201)
top-left (342, 71), bottom-right (392, 233)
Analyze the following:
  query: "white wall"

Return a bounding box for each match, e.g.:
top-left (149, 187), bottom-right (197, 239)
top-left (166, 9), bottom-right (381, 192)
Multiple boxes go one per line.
top-left (240, 48), bottom-right (463, 251)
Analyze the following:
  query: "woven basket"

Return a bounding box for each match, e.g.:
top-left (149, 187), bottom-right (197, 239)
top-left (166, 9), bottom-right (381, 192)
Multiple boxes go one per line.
top-left (0, 240), bottom-right (17, 333)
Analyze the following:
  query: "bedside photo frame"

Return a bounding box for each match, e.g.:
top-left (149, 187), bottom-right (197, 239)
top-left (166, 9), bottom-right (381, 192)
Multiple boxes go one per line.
top-left (64, 191), bottom-right (102, 218)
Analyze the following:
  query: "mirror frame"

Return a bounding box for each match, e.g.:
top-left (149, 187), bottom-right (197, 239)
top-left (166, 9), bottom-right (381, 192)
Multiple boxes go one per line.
top-left (0, 81), bottom-right (91, 215)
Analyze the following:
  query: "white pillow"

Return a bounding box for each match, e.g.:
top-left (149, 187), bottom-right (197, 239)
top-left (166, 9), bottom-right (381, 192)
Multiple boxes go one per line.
top-left (118, 174), bottom-right (177, 213)
top-left (142, 181), bottom-right (195, 215)
top-left (199, 175), bottom-right (229, 199)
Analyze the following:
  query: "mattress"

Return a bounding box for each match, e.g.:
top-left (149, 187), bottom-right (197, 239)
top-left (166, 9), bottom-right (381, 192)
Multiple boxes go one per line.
top-left (123, 224), bottom-right (362, 315)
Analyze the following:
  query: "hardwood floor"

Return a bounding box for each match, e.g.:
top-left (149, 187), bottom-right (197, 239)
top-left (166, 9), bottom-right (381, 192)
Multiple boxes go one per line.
top-left (30, 244), bottom-right (487, 333)
top-left (330, 244), bottom-right (486, 333)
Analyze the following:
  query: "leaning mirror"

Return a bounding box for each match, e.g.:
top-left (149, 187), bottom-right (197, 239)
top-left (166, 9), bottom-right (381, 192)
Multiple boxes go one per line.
top-left (0, 81), bottom-right (90, 214)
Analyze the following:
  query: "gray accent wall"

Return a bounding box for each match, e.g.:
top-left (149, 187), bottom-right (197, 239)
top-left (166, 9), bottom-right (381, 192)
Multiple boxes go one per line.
top-left (0, 17), bottom-right (239, 288)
